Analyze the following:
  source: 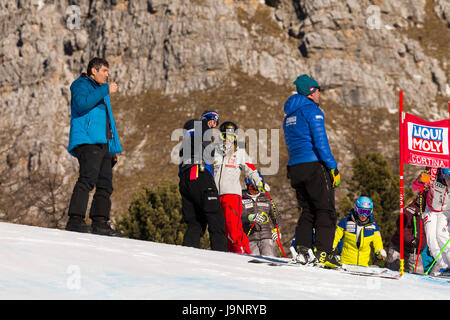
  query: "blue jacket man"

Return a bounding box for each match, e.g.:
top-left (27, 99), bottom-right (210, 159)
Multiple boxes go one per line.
top-left (68, 75), bottom-right (122, 156)
top-left (283, 74), bottom-right (341, 268)
top-left (66, 57), bottom-right (122, 237)
top-left (283, 94), bottom-right (337, 169)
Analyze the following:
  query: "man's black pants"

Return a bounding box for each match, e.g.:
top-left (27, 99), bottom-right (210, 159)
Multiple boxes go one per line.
top-left (68, 144), bottom-right (113, 221)
top-left (179, 167), bottom-right (227, 252)
top-left (288, 161), bottom-right (337, 253)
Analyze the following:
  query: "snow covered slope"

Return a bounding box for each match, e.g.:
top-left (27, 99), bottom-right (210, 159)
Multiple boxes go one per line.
top-left (0, 222), bottom-right (448, 300)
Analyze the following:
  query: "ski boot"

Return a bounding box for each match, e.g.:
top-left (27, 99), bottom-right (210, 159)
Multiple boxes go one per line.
top-left (314, 249), bottom-right (341, 269)
top-left (438, 268), bottom-right (450, 278)
top-left (293, 245), bottom-right (317, 265)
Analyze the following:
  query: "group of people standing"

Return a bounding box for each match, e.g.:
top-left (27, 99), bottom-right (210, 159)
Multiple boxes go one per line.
top-left (178, 112), bottom-right (280, 255)
top-left (64, 57), bottom-right (449, 275)
top-left (64, 57), bottom-right (282, 257)
top-left (175, 72), bottom-right (376, 266)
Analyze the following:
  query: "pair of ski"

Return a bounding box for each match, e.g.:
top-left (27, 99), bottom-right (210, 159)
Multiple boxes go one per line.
top-left (248, 257), bottom-right (402, 280)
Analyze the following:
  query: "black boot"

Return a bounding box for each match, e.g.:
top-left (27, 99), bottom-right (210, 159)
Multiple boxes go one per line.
top-left (65, 216), bottom-right (91, 233)
top-left (91, 218), bottom-right (123, 237)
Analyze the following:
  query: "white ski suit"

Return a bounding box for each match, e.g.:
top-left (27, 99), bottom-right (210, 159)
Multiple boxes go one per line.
top-left (413, 173), bottom-right (450, 270)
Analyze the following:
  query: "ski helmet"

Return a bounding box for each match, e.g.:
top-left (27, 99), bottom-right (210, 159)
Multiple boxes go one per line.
top-left (219, 121), bottom-right (238, 140)
top-left (200, 110), bottom-right (219, 125)
top-left (353, 196), bottom-right (373, 225)
top-left (245, 171), bottom-right (264, 192)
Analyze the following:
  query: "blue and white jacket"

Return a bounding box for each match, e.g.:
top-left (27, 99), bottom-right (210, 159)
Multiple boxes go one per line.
top-left (282, 94), bottom-right (337, 169)
top-left (68, 74), bottom-right (122, 156)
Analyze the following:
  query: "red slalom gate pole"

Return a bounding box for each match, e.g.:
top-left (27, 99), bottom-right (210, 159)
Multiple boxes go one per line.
top-left (399, 90), bottom-right (405, 276)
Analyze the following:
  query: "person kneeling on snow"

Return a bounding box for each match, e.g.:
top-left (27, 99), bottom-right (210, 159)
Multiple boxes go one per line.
top-left (213, 121), bottom-right (264, 254)
top-left (332, 196), bottom-right (386, 267)
top-left (241, 173), bottom-right (281, 256)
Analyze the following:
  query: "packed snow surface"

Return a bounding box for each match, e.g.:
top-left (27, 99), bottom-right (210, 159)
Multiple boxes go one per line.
top-left (0, 222), bottom-right (448, 300)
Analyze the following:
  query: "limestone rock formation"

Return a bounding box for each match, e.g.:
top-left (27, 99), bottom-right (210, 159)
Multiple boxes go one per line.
top-left (0, 0), bottom-right (448, 228)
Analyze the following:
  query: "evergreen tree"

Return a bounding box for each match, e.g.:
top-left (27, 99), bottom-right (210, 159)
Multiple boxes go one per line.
top-left (116, 182), bottom-right (210, 248)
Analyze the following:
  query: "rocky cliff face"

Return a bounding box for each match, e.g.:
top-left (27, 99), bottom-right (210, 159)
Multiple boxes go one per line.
top-left (0, 0), bottom-right (448, 233)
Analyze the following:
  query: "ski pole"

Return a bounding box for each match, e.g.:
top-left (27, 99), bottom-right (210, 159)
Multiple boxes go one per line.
top-left (275, 224), bottom-right (287, 258)
top-left (276, 234), bottom-right (283, 258)
top-left (414, 186), bottom-right (425, 273)
top-left (414, 219), bottom-right (423, 273)
top-left (289, 232), bottom-right (298, 259)
top-left (272, 225), bottom-right (285, 258)
top-left (425, 238), bottom-right (450, 275)
top-left (412, 215), bottom-right (417, 272)
top-left (260, 187), bottom-right (287, 258)
top-left (247, 222), bottom-right (256, 237)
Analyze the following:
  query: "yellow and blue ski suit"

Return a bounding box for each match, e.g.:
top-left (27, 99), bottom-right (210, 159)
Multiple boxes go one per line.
top-left (333, 212), bottom-right (384, 266)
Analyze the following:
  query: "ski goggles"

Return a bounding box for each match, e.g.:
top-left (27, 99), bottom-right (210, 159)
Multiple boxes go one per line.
top-left (221, 133), bottom-right (236, 141)
top-left (355, 207), bottom-right (372, 216)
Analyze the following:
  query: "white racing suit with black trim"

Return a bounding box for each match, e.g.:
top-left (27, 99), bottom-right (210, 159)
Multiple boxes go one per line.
top-left (213, 146), bottom-right (262, 254)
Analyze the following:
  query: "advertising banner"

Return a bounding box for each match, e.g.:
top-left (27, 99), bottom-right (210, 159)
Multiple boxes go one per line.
top-left (401, 113), bottom-right (450, 168)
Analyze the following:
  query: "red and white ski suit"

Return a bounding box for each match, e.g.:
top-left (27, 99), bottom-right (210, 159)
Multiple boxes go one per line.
top-left (214, 147), bottom-right (262, 254)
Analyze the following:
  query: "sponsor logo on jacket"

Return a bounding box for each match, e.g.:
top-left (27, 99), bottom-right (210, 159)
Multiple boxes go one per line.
top-left (346, 221), bottom-right (356, 232)
top-left (285, 116), bottom-right (296, 126)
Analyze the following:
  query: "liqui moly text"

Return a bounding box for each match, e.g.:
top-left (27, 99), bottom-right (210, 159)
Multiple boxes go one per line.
top-left (408, 124), bottom-right (448, 155)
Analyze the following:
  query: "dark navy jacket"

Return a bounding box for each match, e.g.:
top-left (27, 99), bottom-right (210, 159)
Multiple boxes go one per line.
top-left (179, 119), bottom-right (215, 177)
top-left (282, 94), bottom-right (337, 169)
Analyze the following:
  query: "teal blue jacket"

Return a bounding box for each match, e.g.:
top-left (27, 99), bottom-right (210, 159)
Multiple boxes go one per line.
top-left (68, 74), bottom-right (122, 156)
